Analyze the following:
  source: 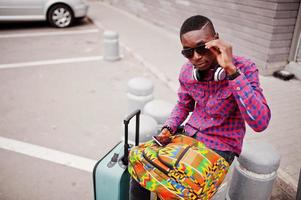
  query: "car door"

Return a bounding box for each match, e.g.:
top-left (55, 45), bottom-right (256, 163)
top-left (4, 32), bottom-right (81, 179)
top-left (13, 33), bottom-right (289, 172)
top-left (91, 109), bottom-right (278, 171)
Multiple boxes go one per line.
top-left (0, 0), bottom-right (44, 19)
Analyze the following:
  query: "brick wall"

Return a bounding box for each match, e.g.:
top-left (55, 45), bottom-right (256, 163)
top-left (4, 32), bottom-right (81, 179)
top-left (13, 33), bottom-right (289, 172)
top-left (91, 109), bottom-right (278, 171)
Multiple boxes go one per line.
top-left (102, 0), bottom-right (300, 75)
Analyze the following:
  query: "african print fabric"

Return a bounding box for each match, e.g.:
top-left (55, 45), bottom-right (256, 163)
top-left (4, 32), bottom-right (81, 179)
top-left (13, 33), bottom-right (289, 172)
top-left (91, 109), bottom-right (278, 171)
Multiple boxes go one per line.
top-left (128, 135), bottom-right (229, 200)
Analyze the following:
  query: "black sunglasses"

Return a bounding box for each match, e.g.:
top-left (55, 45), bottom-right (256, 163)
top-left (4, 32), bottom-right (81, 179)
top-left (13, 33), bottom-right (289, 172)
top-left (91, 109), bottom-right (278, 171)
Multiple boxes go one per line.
top-left (181, 44), bottom-right (210, 59)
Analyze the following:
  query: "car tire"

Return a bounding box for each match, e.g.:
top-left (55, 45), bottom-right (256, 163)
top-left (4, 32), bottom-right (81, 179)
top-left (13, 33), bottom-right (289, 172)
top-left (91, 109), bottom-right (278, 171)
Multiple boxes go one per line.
top-left (48, 4), bottom-right (74, 28)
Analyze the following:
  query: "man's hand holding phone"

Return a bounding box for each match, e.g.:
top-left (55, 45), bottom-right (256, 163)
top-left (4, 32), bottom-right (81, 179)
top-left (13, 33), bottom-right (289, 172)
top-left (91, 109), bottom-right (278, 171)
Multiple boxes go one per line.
top-left (153, 128), bottom-right (172, 146)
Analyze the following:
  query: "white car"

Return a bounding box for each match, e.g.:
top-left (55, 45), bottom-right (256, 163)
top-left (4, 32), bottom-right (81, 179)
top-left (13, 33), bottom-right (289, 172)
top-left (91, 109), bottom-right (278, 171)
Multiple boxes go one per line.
top-left (0, 0), bottom-right (89, 28)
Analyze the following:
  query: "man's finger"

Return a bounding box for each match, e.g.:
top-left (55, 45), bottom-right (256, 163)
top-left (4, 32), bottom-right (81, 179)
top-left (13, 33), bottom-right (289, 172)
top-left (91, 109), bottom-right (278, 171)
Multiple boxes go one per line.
top-left (208, 47), bottom-right (220, 57)
top-left (206, 39), bottom-right (228, 50)
top-left (161, 128), bottom-right (171, 136)
top-left (205, 39), bottom-right (220, 49)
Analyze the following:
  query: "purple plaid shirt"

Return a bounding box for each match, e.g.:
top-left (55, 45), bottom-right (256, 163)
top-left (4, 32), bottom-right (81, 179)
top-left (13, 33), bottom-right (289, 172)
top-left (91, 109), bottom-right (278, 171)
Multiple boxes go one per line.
top-left (163, 56), bottom-right (271, 155)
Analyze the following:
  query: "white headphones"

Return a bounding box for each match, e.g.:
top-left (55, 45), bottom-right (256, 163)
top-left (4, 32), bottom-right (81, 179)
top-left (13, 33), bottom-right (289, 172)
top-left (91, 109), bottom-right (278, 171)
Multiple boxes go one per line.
top-left (193, 66), bottom-right (226, 82)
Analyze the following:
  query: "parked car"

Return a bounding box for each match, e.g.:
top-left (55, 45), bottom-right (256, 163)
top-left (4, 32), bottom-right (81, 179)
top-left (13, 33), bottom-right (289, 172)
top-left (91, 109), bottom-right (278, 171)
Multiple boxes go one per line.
top-left (0, 0), bottom-right (89, 28)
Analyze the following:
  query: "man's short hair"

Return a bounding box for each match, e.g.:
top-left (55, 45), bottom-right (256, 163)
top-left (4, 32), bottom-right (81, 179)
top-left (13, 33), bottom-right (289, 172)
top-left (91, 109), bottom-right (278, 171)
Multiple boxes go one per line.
top-left (180, 15), bottom-right (215, 37)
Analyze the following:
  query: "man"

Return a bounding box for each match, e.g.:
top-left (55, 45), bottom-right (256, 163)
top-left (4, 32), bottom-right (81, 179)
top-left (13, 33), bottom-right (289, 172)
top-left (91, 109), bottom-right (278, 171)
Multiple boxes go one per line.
top-left (130, 15), bottom-right (271, 200)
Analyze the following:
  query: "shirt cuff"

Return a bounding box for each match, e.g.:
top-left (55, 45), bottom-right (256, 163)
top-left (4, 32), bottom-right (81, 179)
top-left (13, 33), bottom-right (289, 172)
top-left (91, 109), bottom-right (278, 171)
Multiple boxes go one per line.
top-left (228, 73), bottom-right (252, 99)
top-left (161, 126), bottom-right (174, 135)
top-left (162, 123), bottom-right (177, 134)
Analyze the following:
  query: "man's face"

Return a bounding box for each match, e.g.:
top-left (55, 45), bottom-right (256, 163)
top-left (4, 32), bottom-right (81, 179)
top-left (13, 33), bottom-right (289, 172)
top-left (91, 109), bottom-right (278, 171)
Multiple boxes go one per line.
top-left (181, 28), bottom-right (216, 71)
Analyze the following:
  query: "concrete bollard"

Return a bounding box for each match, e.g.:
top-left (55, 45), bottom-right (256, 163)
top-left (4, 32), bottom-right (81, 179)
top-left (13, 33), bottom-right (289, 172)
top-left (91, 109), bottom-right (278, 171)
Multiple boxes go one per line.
top-left (127, 114), bottom-right (158, 145)
top-left (227, 141), bottom-right (281, 200)
top-left (127, 77), bottom-right (154, 113)
top-left (143, 99), bottom-right (174, 132)
top-left (103, 30), bottom-right (120, 61)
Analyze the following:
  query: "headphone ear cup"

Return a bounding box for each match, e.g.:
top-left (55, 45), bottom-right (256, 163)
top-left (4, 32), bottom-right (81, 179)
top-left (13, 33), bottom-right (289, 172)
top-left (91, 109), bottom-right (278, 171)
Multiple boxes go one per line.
top-left (193, 68), bottom-right (204, 81)
top-left (193, 68), bottom-right (198, 81)
top-left (214, 67), bottom-right (226, 81)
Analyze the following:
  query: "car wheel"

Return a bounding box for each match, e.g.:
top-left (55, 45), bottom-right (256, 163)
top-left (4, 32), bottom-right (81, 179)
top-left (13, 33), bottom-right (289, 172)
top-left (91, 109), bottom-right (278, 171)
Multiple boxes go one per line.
top-left (48, 4), bottom-right (74, 28)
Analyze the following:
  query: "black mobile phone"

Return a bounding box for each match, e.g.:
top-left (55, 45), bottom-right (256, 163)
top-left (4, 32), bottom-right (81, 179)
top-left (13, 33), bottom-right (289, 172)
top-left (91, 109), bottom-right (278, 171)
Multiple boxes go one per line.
top-left (152, 136), bottom-right (164, 146)
top-left (152, 135), bottom-right (172, 146)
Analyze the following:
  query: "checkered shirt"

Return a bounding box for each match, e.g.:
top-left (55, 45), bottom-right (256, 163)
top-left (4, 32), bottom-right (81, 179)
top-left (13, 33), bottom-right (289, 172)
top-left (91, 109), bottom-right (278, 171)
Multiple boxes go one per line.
top-left (163, 56), bottom-right (271, 155)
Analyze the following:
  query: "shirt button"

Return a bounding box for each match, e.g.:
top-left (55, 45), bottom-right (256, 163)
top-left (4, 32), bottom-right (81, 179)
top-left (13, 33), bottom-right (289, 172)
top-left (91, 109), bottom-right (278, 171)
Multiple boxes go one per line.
top-left (236, 87), bottom-right (241, 91)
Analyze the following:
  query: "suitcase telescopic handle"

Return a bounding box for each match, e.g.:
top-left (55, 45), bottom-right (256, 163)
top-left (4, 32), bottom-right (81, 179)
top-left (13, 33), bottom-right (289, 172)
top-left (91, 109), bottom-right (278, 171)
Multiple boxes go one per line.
top-left (122, 109), bottom-right (140, 166)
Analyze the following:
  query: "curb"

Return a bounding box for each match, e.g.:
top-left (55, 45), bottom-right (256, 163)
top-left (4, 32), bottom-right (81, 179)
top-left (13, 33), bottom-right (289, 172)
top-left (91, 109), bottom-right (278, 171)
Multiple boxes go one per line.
top-left (277, 169), bottom-right (298, 199)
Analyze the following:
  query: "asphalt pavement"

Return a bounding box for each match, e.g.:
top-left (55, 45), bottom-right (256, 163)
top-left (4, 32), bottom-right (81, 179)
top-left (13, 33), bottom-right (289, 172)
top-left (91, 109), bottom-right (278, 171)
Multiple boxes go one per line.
top-left (0, 18), bottom-right (176, 199)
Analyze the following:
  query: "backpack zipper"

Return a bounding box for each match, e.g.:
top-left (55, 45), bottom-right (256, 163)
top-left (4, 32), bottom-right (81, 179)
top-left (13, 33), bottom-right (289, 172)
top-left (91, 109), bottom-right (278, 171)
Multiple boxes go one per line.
top-left (174, 145), bottom-right (191, 168)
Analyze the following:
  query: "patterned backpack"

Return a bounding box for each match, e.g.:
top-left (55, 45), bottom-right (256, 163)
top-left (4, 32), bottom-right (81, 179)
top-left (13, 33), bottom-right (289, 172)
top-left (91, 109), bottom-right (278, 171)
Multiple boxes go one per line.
top-left (128, 134), bottom-right (229, 200)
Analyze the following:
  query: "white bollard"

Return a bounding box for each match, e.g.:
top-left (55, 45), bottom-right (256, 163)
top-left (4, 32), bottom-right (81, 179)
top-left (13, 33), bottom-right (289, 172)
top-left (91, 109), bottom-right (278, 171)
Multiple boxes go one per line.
top-left (127, 77), bottom-right (154, 113)
top-left (227, 141), bottom-right (281, 200)
top-left (143, 99), bottom-right (174, 132)
top-left (127, 114), bottom-right (158, 145)
top-left (103, 30), bottom-right (120, 61)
